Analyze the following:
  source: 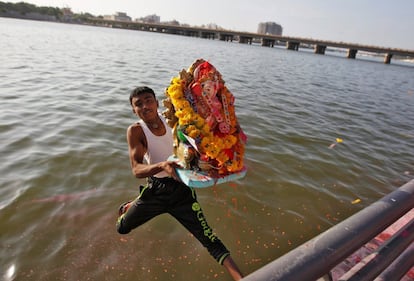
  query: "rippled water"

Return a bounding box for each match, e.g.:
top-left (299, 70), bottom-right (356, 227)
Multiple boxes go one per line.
top-left (1, 17), bottom-right (414, 280)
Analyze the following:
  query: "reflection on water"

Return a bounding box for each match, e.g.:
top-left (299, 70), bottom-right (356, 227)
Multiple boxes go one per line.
top-left (1, 17), bottom-right (414, 280)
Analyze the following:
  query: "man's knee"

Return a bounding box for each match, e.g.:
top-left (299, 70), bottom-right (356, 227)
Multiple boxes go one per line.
top-left (117, 227), bottom-right (130, 234)
top-left (116, 216), bottom-right (131, 234)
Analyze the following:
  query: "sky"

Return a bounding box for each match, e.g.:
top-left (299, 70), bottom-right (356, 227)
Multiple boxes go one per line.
top-left (7, 0), bottom-right (414, 50)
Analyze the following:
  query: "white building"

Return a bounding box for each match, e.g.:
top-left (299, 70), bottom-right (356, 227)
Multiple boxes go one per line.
top-left (104, 12), bottom-right (131, 22)
top-left (138, 14), bottom-right (160, 23)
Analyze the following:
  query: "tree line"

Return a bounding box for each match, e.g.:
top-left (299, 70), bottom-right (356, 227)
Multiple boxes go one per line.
top-left (0, 1), bottom-right (97, 22)
top-left (0, 1), bottom-right (62, 17)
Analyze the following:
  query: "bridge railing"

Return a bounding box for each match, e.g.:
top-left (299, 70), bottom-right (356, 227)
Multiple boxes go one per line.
top-left (242, 179), bottom-right (414, 281)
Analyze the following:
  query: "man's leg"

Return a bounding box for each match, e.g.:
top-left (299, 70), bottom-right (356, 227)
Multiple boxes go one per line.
top-left (223, 255), bottom-right (243, 281)
top-left (116, 186), bottom-right (165, 234)
top-left (168, 185), bottom-right (243, 280)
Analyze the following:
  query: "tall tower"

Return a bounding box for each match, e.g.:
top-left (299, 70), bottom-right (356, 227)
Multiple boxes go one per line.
top-left (257, 22), bottom-right (283, 35)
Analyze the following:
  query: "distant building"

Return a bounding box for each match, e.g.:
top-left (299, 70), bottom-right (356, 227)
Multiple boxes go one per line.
top-left (164, 20), bottom-right (180, 26)
top-left (104, 12), bottom-right (131, 22)
top-left (137, 14), bottom-right (160, 23)
top-left (61, 8), bottom-right (73, 17)
top-left (205, 23), bottom-right (220, 30)
top-left (257, 22), bottom-right (283, 35)
top-left (61, 8), bottom-right (73, 21)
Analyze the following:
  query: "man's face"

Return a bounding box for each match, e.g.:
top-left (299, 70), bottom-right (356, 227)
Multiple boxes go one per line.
top-left (131, 92), bottom-right (159, 121)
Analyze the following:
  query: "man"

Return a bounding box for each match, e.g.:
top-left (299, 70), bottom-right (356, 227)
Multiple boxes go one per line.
top-left (116, 86), bottom-right (243, 280)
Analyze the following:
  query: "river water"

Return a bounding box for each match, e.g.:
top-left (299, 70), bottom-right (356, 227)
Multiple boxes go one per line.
top-left (1, 17), bottom-right (414, 281)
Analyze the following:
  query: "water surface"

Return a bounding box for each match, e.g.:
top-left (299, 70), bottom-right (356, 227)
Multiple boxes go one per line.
top-left (1, 17), bottom-right (414, 280)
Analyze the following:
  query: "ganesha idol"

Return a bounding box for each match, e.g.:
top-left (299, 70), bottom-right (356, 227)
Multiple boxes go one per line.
top-left (163, 59), bottom-right (246, 175)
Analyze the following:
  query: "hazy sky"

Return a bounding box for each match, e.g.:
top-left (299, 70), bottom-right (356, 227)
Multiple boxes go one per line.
top-left (8, 0), bottom-right (414, 49)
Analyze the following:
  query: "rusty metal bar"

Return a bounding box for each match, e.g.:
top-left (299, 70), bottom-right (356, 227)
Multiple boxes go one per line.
top-left (374, 242), bottom-right (414, 281)
top-left (338, 218), bottom-right (414, 280)
top-left (242, 179), bottom-right (414, 281)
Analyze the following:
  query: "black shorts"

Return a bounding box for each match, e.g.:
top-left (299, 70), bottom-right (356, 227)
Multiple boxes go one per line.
top-left (116, 176), bottom-right (230, 264)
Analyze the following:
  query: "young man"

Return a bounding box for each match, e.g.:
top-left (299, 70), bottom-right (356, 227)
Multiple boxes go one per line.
top-left (116, 86), bottom-right (243, 280)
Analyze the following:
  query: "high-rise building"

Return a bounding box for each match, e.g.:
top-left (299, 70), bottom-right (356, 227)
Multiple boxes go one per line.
top-left (257, 22), bottom-right (283, 35)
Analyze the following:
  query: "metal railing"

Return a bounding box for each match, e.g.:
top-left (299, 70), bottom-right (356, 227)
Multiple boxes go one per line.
top-left (242, 179), bottom-right (414, 281)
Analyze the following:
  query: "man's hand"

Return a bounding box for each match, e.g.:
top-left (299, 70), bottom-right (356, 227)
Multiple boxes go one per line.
top-left (161, 161), bottom-right (183, 182)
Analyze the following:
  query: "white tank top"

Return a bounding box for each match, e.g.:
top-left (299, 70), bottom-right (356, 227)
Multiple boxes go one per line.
top-left (138, 115), bottom-right (173, 178)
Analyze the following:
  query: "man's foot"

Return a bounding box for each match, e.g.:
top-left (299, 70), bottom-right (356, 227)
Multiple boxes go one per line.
top-left (118, 201), bottom-right (132, 216)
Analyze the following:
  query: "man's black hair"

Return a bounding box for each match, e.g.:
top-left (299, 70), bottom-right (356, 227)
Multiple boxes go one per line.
top-left (129, 86), bottom-right (156, 105)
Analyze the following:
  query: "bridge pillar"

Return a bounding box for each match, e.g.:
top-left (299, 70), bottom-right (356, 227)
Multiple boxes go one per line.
top-left (201, 32), bottom-right (216, 39)
top-left (384, 53), bottom-right (393, 64)
top-left (183, 30), bottom-right (199, 37)
top-left (287, 41), bottom-right (299, 51)
top-left (261, 38), bottom-right (275, 47)
top-left (314, 44), bottom-right (326, 54)
top-left (219, 34), bottom-right (234, 41)
top-left (239, 36), bottom-right (252, 44)
top-left (347, 49), bottom-right (358, 59)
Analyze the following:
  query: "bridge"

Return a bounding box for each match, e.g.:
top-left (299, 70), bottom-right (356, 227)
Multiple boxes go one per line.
top-left (86, 18), bottom-right (414, 65)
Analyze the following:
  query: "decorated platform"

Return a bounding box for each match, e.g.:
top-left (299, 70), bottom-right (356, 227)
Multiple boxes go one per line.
top-left (169, 155), bottom-right (246, 188)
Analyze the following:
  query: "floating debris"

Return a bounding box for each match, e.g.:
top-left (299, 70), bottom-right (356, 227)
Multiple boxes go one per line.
top-left (351, 198), bottom-right (361, 204)
top-left (329, 138), bottom-right (344, 149)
